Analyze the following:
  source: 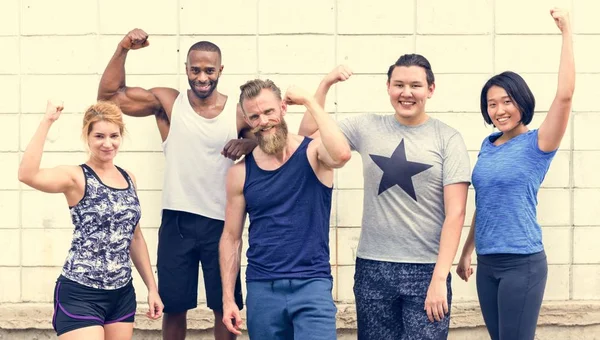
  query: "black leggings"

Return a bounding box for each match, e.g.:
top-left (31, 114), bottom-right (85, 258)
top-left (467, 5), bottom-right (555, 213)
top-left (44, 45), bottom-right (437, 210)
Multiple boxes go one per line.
top-left (476, 251), bottom-right (547, 340)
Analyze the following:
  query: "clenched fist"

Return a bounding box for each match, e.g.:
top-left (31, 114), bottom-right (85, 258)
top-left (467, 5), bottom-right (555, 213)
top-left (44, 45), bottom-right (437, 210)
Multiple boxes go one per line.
top-left (120, 28), bottom-right (150, 50)
top-left (550, 8), bottom-right (571, 33)
top-left (323, 65), bottom-right (353, 87)
top-left (283, 86), bottom-right (313, 106)
top-left (44, 99), bottom-right (64, 122)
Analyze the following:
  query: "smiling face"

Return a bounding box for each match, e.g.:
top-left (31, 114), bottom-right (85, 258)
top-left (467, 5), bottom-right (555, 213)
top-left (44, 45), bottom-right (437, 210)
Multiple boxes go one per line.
top-left (486, 85), bottom-right (526, 134)
top-left (186, 50), bottom-right (223, 100)
top-left (386, 66), bottom-right (435, 125)
top-left (242, 88), bottom-right (289, 155)
top-left (87, 120), bottom-right (122, 162)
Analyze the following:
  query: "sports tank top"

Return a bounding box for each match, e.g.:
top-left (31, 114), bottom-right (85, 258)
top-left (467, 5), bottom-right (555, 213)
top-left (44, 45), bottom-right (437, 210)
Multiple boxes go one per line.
top-left (244, 137), bottom-right (333, 281)
top-left (161, 91), bottom-right (238, 220)
top-left (62, 164), bottom-right (141, 290)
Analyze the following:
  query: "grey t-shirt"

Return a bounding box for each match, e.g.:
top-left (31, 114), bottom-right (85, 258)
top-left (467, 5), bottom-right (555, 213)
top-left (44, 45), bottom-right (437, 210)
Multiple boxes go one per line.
top-left (339, 114), bottom-right (471, 263)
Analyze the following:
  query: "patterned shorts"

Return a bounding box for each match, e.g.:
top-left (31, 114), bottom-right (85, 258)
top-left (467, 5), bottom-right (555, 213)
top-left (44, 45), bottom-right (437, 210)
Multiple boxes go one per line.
top-left (353, 258), bottom-right (452, 340)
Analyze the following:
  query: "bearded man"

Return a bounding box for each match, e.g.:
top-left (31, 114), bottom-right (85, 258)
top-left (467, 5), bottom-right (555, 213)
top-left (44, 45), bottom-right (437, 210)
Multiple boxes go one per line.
top-left (218, 79), bottom-right (351, 340)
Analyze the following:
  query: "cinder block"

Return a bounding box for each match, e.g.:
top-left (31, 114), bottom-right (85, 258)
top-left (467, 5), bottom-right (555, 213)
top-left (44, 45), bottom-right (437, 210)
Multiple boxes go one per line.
top-left (427, 74), bottom-right (492, 114)
top-left (537, 189), bottom-right (570, 226)
top-left (337, 75), bottom-right (390, 113)
top-left (99, 0), bottom-right (177, 34)
top-left (21, 190), bottom-right (73, 229)
top-left (495, 0), bottom-right (571, 34)
top-left (495, 35), bottom-right (561, 73)
top-left (572, 74), bottom-right (600, 112)
top-left (0, 0), bottom-right (19, 36)
top-left (0, 268), bottom-right (20, 302)
top-left (0, 229), bottom-right (20, 266)
top-left (431, 112), bottom-right (495, 151)
top-left (336, 265), bottom-right (355, 302)
top-left (137, 191), bottom-right (163, 229)
top-left (0, 37), bottom-right (19, 75)
top-left (573, 227), bottom-right (600, 264)
top-left (0, 190), bottom-right (19, 228)
top-left (574, 189), bottom-right (600, 226)
top-left (336, 151), bottom-right (364, 190)
top-left (180, 36), bottom-right (257, 75)
top-left (259, 0), bottom-right (334, 34)
top-left (99, 36), bottom-right (179, 75)
top-left (20, 114), bottom-right (84, 152)
top-left (141, 227), bottom-right (158, 266)
top-left (329, 228), bottom-right (336, 266)
top-left (21, 36), bottom-right (98, 75)
top-left (181, 0), bottom-right (256, 35)
top-left (0, 153), bottom-right (19, 190)
top-left (113, 152), bottom-right (165, 190)
top-left (336, 189), bottom-right (363, 227)
top-left (574, 35), bottom-right (600, 73)
top-left (337, 227), bottom-right (360, 265)
top-left (0, 115), bottom-right (18, 151)
top-left (21, 267), bottom-right (61, 302)
top-left (416, 36), bottom-right (492, 74)
top-left (21, 0), bottom-right (97, 35)
top-left (22, 229), bottom-right (71, 266)
top-left (574, 151), bottom-right (600, 188)
top-left (543, 227), bottom-right (571, 264)
top-left (572, 264), bottom-right (600, 299)
top-left (573, 0), bottom-right (600, 34)
top-left (519, 74), bottom-right (561, 113)
top-left (541, 151), bottom-right (570, 188)
top-left (119, 115), bottom-right (163, 153)
top-left (0, 76), bottom-right (19, 113)
top-left (544, 265), bottom-right (569, 300)
top-left (338, 0), bottom-right (414, 34)
top-left (258, 36), bottom-right (335, 74)
top-left (418, 0), bottom-right (492, 34)
top-left (574, 113), bottom-right (600, 150)
top-left (337, 36), bottom-right (413, 74)
top-left (20, 75), bottom-right (99, 114)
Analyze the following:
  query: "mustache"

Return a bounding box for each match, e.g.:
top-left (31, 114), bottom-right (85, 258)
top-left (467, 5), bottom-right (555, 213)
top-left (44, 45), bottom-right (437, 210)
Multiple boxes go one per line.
top-left (251, 124), bottom-right (275, 134)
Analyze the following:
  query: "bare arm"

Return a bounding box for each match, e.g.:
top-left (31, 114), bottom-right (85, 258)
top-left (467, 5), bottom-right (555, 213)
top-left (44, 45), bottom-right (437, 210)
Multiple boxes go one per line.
top-left (285, 87), bottom-right (351, 169)
top-left (130, 223), bottom-right (163, 319)
top-left (18, 100), bottom-right (76, 193)
top-left (538, 9), bottom-right (575, 152)
top-left (425, 182), bottom-right (468, 322)
top-left (221, 104), bottom-right (258, 161)
top-left (219, 163), bottom-right (247, 335)
top-left (298, 65), bottom-right (353, 137)
top-left (97, 29), bottom-right (173, 118)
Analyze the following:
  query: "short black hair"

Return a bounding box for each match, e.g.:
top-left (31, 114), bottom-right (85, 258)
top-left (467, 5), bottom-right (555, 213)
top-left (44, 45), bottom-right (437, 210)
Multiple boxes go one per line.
top-left (387, 54), bottom-right (435, 86)
top-left (480, 71), bottom-right (535, 126)
top-left (187, 41), bottom-right (222, 61)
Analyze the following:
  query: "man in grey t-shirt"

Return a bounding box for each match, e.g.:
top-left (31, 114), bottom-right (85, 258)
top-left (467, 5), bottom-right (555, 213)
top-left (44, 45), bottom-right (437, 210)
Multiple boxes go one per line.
top-left (300, 56), bottom-right (470, 340)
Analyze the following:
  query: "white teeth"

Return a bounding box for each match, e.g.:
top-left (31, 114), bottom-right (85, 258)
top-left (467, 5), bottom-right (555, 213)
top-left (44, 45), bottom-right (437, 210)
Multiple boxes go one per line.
top-left (497, 117), bottom-right (509, 122)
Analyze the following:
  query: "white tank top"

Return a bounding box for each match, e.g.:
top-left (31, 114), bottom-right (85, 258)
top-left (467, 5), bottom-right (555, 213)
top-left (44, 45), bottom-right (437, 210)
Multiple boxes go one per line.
top-left (161, 91), bottom-right (237, 220)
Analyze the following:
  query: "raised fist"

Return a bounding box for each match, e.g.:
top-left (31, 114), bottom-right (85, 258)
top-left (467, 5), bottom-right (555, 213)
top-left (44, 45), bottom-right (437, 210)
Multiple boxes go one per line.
top-left (120, 28), bottom-right (150, 50)
top-left (44, 99), bottom-right (64, 122)
top-left (283, 86), bottom-right (313, 106)
top-left (550, 8), bottom-right (570, 33)
top-left (323, 65), bottom-right (353, 86)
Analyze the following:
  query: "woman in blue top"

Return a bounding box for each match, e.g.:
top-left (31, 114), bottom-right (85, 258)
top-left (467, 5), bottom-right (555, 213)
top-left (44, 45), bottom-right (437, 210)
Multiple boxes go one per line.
top-left (18, 100), bottom-right (164, 339)
top-left (456, 8), bottom-right (574, 340)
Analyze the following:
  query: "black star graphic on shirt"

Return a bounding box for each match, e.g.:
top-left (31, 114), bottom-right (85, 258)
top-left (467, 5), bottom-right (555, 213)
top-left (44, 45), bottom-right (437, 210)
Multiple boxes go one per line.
top-left (369, 139), bottom-right (433, 201)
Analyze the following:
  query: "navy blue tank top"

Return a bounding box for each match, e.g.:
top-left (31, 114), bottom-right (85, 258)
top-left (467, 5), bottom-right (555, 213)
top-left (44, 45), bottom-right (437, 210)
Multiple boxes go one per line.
top-left (244, 137), bottom-right (333, 281)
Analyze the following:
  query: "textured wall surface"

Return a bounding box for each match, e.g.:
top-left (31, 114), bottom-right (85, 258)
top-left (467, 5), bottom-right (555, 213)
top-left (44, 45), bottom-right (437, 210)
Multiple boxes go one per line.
top-left (0, 0), bottom-right (599, 336)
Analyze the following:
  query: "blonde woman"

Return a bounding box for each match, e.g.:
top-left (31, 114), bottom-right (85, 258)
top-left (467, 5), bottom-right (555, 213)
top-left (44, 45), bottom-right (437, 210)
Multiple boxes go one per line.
top-left (18, 100), bottom-right (163, 339)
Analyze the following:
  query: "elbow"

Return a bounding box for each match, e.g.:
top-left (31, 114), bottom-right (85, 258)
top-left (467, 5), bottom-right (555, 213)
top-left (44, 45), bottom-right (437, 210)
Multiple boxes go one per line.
top-left (330, 150), bottom-right (352, 169)
top-left (17, 169), bottom-right (32, 185)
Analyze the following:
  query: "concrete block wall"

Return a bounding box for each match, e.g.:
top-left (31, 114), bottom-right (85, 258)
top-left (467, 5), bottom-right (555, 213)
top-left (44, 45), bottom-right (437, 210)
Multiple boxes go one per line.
top-left (1, 0), bottom-right (599, 331)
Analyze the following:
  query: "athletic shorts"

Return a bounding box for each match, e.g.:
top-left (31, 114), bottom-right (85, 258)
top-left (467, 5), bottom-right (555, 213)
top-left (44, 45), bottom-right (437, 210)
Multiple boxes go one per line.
top-left (157, 209), bottom-right (243, 314)
top-left (52, 275), bottom-right (136, 336)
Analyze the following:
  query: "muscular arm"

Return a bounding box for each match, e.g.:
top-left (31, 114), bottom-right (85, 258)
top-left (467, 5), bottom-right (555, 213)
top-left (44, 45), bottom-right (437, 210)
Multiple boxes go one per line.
top-left (97, 29), bottom-right (177, 119)
top-left (305, 98), bottom-right (351, 169)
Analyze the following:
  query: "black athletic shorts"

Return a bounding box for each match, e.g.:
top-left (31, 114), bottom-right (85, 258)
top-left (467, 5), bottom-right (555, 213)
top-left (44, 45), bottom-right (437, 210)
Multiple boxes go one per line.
top-left (52, 275), bottom-right (136, 336)
top-left (157, 209), bottom-right (243, 314)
